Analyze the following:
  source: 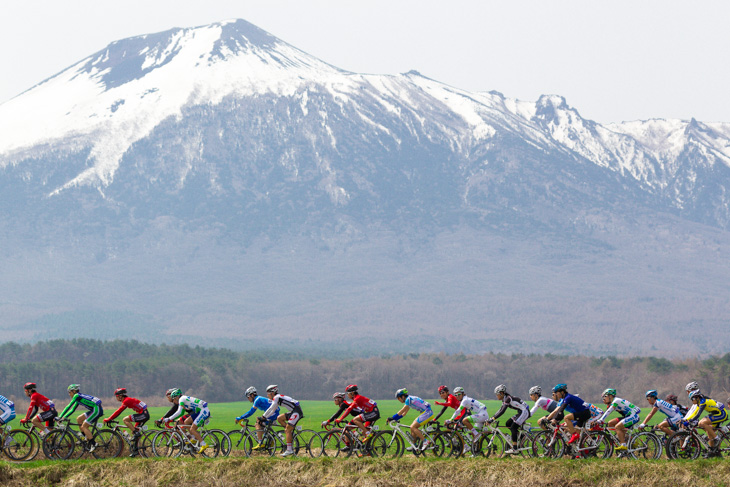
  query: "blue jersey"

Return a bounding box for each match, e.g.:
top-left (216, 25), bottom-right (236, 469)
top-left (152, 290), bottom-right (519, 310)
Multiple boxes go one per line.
top-left (241, 396), bottom-right (279, 420)
top-left (558, 394), bottom-right (589, 414)
top-left (0, 394), bottom-right (15, 411)
top-left (405, 396), bottom-right (430, 413)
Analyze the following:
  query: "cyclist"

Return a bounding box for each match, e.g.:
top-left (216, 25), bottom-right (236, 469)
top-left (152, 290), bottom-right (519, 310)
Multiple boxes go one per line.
top-left (390, 388), bottom-right (434, 451)
top-left (433, 385), bottom-right (460, 422)
top-left (165, 389), bottom-right (211, 454)
top-left (20, 382), bottom-right (56, 436)
top-left (446, 387), bottom-right (490, 444)
top-left (544, 384), bottom-right (591, 445)
top-left (236, 386), bottom-right (279, 448)
top-left (489, 384), bottom-right (531, 454)
top-left (335, 384), bottom-right (380, 439)
top-left (262, 385), bottom-right (304, 457)
top-left (639, 390), bottom-right (683, 436)
top-left (104, 388), bottom-right (149, 456)
top-left (0, 392), bottom-right (16, 427)
top-left (665, 393), bottom-right (689, 416)
top-left (683, 389), bottom-right (727, 458)
top-left (58, 384), bottom-right (103, 452)
top-left (684, 381), bottom-right (700, 418)
top-left (596, 388), bottom-right (641, 451)
top-left (528, 386), bottom-right (560, 429)
top-left (324, 392), bottom-right (361, 427)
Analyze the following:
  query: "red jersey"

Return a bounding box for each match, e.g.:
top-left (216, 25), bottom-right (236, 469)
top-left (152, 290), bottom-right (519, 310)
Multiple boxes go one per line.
top-left (24, 392), bottom-right (55, 420)
top-left (108, 397), bottom-right (148, 420)
top-left (435, 394), bottom-right (460, 409)
top-left (337, 394), bottom-right (377, 421)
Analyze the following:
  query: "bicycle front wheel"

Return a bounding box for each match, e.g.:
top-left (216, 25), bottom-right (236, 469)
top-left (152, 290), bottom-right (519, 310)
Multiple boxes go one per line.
top-left (152, 430), bottom-right (182, 457)
top-left (630, 432), bottom-right (662, 460)
top-left (531, 430), bottom-right (565, 458)
top-left (476, 432), bottom-right (505, 458)
top-left (43, 430), bottom-right (75, 460)
top-left (667, 431), bottom-right (700, 460)
top-left (227, 430), bottom-right (252, 457)
top-left (91, 429), bottom-right (124, 459)
top-left (3, 429), bottom-right (34, 461)
top-left (307, 431), bottom-right (325, 458)
top-left (369, 430), bottom-right (403, 458)
top-left (579, 431), bottom-right (612, 459)
top-left (421, 432), bottom-right (447, 457)
top-left (321, 430), bottom-right (348, 458)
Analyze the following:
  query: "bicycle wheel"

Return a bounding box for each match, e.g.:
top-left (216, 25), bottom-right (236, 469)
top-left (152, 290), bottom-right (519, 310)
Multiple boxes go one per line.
top-left (135, 430), bottom-right (156, 458)
top-left (321, 430), bottom-right (348, 458)
top-left (422, 432), bottom-right (447, 457)
top-left (227, 430), bottom-right (252, 457)
top-left (579, 431), bottom-right (612, 459)
top-left (199, 431), bottom-right (220, 458)
top-left (476, 431), bottom-right (505, 458)
top-left (630, 432), bottom-right (662, 459)
top-left (531, 430), bottom-right (565, 458)
top-left (667, 431), bottom-right (701, 460)
top-left (43, 430), bottom-right (75, 460)
top-left (517, 433), bottom-right (535, 458)
top-left (3, 429), bottom-right (34, 461)
top-left (307, 431), bottom-right (325, 458)
top-left (444, 431), bottom-right (465, 458)
top-left (22, 431), bottom-right (42, 461)
top-left (369, 430), bottom-right (403, 458)
top-left (294, 429), bottom-right (318, 458)
top-left (152, 430), bottom-right (181, 457)
top-left (91, 429), bottom-right (123, 459)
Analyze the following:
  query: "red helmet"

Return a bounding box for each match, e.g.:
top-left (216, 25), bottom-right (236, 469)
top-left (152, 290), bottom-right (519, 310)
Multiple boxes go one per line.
top-left (345, 384), bottom-right (358, 393)
top-left (114, 388), bottom-right (127, 396)
top-left (438, 385), bottom-right (449, 393)
top-left (24, 382), bottom-right (37, 390)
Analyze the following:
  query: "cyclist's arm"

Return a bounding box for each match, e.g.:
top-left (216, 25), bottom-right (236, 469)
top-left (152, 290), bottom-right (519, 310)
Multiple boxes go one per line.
top-left (106, 404), bottom-right (127, 421)
top-left (331, 403), bottom-right (349, 423)
top-left (684, 404), bottom-right (704, 422)
top-left (24, 397), bottom-right (39, 421)
top-left (432, 404), bottom-right (450, 422)
top-left (161, 403), bottom-right (178, 419)
top-left (58, 396), bottom-right (79, 419)
top-left (492, 402), bottom-right (508, 420)
top-left (642, 406), bottom-right (658, 425)
top-left (167, 404), bottom-right (185, 422)
top-left (240, 405), bottom-right (258, 420)
top-left (597, 405), bottom-right (615, 423)
top-left (262, 399), bottom-right (279, 420)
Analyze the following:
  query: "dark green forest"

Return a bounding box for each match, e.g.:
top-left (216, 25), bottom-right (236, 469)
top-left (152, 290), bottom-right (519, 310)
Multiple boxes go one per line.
top-left (1, 339), bottom-right (729, 408)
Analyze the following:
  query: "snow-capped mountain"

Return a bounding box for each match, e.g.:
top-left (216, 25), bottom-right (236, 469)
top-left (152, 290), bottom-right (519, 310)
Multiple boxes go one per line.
top-left (2, 19), bottom-right (730, 356)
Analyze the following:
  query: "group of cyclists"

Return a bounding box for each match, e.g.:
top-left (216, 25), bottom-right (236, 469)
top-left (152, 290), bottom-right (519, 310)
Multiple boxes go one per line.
top-left (0, 379), bottom-right (726, 459)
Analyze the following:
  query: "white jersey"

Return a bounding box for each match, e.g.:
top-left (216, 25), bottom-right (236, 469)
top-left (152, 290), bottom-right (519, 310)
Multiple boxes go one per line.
top-left (653, 399), bottom-right (681, 419)
top-left (530, 396), bottom-right (556, 415)
top-left (598, 397), bottom-right (640, 422)
top-left (169, 395), bottom-right (208, 421)
top-left (450, 396), bottom-right (489, 421)
top-left (264, 394), bottom-right (300, 419)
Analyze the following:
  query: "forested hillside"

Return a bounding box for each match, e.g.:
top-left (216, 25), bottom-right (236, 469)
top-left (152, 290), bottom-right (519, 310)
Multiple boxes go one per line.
top-left (1, 340), bottom-right (729, 409)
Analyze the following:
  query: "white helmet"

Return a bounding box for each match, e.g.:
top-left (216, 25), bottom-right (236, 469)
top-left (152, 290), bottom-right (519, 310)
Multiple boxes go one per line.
top-left (266, 384), bottom-right (279, 394)
top-left (494, 384), bottom-right (507, 395)
top-left (245, 386), bottom-right (257, 397)
top-left (453, 386), bottom-right (465, 395)
top-left (529, 386), bottom-right (542, 396)
top-left (685, 381), bottom-right (699, 393)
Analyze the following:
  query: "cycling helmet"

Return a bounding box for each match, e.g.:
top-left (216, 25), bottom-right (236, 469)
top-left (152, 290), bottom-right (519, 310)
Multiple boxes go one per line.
top-left (169, 388), bottom-right (182, 399)
top-left (453, 386), bottom-right (465, 395)
top-left (395, 388), bottom-right (409, 398)
top-left (552, 383), bottom-right (568, 394)
top-left (494, 384), bottom-right (507, 395)
top-left (688, 389), bottom-right (703, 401)
top-left (685, 381), bottom-right (699, 392)
top-left (266, 384), bottom-right (279, 394)
top-left (165, 388), bottom-right (176, 397)
top-left (345, 384), bottom-right (358, 394)
top-left (333, 392), bottom-right (346, 400)
top-left (245, 386), bottom-right (257, 397)
top-left (645, 390), bottom-right (658, 398)
top-left (529, 386), bottom-right (542, 396)
top-left (665, 394), bottom-right (678, 403)
top-left (24, 382), bottom-right (37, 391)
top-left (114, 388), bottom-right (127, 396)
top-left (438, 385), bottom-right (449, 394)
top-left (68, 384), bottom-right (80, 392)
top-left (602, 388), bottom-right (617, 398)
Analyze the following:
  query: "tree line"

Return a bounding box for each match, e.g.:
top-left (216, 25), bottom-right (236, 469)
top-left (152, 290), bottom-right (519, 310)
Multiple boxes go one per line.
top-left (1, 339), bottom-right (728, 410)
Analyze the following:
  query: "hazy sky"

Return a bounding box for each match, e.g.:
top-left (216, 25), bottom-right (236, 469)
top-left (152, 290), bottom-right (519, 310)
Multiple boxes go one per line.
top-left (1, 0), bottom-right (728, 123)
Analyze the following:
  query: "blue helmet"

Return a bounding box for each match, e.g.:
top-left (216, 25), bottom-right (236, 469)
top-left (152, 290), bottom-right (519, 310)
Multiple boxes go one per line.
top-left (552, 383), bottom-right (568, 394)
top-left (646, 390), bottom-right (658, 398)
top-left (688, 389), bottom-right (703, 401)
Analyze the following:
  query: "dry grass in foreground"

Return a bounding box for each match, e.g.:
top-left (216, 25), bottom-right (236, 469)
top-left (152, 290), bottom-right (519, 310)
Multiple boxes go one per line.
top-left (1, 458), bottom-right (730, 487)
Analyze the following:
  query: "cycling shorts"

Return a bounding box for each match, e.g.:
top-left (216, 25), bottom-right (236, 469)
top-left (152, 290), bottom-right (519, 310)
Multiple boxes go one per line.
top-left (710, 409), bottom-right (728, 426)
top-left (511, 408), bottom-right (530, 426)
top-left (358, 407), bottom-right (380, 424)
top-left (415, 408), bottom-right (434, 425)
top-left (131, 411), bottom-right (150, 424)
top-left (620, 413), bottom-right (640, 428)
top-left (572, 409), bottom-right (592, 427)
top-left (0, 408), bottom-right (16, 425)
top-left (84, 406), bottom-right (104, 425)
top-left (285, 406), bottom-right (304, 426)
top-left (39, 408), bottom-right (58, 423)
top-left (665, 415), bottom-right (683, 430)
top-left (192, 408), bottom-right (210, 427)
top-left (469, 410), bottom-right (491, 428)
